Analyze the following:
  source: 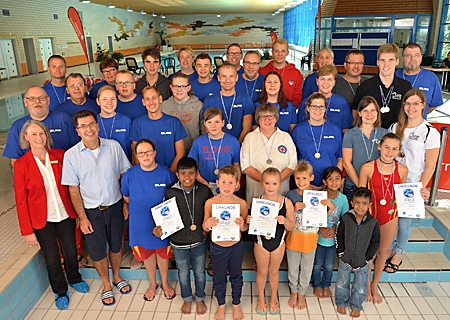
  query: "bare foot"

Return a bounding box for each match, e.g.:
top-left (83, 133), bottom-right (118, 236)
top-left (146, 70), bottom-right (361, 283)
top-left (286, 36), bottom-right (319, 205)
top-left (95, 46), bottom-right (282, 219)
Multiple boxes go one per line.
top-left (288, 292), bottom-right (297, 308)
top-left (297, 294), bottom-right (307, 310)
top-left (181, 301), bottom-right (192, 314)
top-left (350, 309), bottom-right (361, 318)
top-left (196, 301), bottom-right (207, 315)
top-left (336, 306), bottom-right (346, 315)
top-left (365, 285), bottom-right (373, 303)
top-left (232, 304), bottom-right (244, 320)
top-left (313, 287), bottom-right (323, 298)
top-left (323, 287), bottom-right (332, 298)
top-left (371, 286), bottom-right (383, 304)
top-left (214, 305), bottom-right (225, 320)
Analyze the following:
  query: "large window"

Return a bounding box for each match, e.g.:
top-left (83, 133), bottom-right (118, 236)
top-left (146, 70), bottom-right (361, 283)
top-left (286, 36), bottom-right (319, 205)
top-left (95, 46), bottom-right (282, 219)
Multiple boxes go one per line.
top-left (438, 0), bottom-right (450, 60)
top-left (284, 0), bottom-right (320, 48)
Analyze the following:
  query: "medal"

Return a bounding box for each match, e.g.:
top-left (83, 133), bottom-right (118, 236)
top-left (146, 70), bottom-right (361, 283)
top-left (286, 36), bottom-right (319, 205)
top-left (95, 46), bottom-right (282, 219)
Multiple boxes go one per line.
top-left (265, 236), bottom-right (271, 240)
top-left (379, 85), bottom-right (394, 114)
top-left (266, 159), bottom-right (272, 165)
top-left (182, 184), bottom-right (196, 234)
top-left (190, 224), bottom-right (197, 231)
top-left (309, 123), bottom-right (324, 161)
top-left (226, 123), bottom-right (233, 130)
top-left (314, 152), bottom-right (321, 159)
top-left (380, 106), bottom-right (390, 113)
top-left (214, 169), bottom-right (219, 175)
top-left (220, 93), bottom-right (236, 132)
top-left (388, 209), bottom-right (395, 215)
top-left (208, 135), bottom-right (224, 178)
top-left (390, 199), bottom-right (394, 206)
top-left (398, 151), bottom-right (405, 158)
top-left (380, 199), bottom-right (387, 205)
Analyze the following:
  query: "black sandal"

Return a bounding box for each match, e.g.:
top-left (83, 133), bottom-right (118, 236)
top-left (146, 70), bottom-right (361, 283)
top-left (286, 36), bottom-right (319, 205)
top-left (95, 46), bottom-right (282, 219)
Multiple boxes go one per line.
top-left (206, 260), bottom-right (214, 277)
top-left (384, 258), bottom-right (402, 273)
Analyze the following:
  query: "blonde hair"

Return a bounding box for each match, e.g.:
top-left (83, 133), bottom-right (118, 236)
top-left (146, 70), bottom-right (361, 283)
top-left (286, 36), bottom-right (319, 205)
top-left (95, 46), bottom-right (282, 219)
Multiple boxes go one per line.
top-left (378, 44), bottom-right (399, 59)
top-left (97, 85), bottom-right (116, 98)
top-left (217, 165), bottom-right (239, 182)
top-left (294, 160), bottom-right (313, 176)
top-left (177, 46), bottom-right (195, 60)
top-left (316, 64), bottom-right (338, 79)
top-left (204, 108), bottom-right (224, 121)
top-left (19, 120), bottom-right (53, 149)
top-left (261, 167), bottom-right (281, 181)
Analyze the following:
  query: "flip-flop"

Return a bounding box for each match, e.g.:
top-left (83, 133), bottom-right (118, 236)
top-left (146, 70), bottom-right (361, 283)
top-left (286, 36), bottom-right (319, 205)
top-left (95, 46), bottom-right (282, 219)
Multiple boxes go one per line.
top-left (113, 280), bottom-right (132, 294)
top-left (160, 284), bottom-right (176, 300)
top-left (101, 290), bottom-right (116, 306)
top-left (269, 300), bottom-right (281, 315)
top-left (384, 258), bottom-right (402, 273)
top-left (255, 301), bottom-right (267, 315)
top-left (143, 284), bottom-right (159, 302)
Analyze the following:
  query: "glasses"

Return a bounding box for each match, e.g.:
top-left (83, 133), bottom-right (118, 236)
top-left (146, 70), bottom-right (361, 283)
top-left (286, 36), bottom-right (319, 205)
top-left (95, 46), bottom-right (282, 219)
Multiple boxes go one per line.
top-left (172, 85), bottom-right (190, 90)
top-left (404, 101), bottom-right (423, 107)
top-left (346, 61), bottom-right (364, 66)
top-left (25, 96), bottom-right (48, 102)
top-left (403, 53), bottom-right (421, 59)
top-left (136, 150), bottom-right (155, 157)
top-left (227, 51), bottom-right (242, 56)
top-left (68, 83), bottom-right (85, 89)
top-left (259, 114), bottom-right (276, 120)
top-left (116, 81), bottom-right (134, 86)
top-left (77, 122), bottom-right (97, 130)
top-left (243, 61), bottom-right (260, 66)
top-left (309, 105), bottom-right (326, 110)
top-left (102, 68), bottom-right (117, 74)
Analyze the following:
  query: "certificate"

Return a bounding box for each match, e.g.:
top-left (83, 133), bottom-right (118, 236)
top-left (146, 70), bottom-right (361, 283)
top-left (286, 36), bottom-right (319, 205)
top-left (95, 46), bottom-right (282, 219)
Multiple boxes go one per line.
top-left (151, 197), bottom-right (185, 240)
top-left (211, 204), bottom-right (240, 241)
top-left (394, 182), bottom-right (425, 218)
top-left (248, 198), bottom-right (279, 238)
top-left (302, 190), bottom-right (328, 227)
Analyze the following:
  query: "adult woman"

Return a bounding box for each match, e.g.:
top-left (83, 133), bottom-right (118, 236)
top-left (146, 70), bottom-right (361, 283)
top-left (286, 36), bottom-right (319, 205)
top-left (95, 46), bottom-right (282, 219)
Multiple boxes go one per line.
top-left (291, 92), bottom-right (343, 189)
top-left (386, 89), bottom-right (438, 272)
top-left (121, 139), bottom-right (177, 302)
top-left (241, 103), bottom-right (297, 205)
top-left (255, 71), bottom-right (297, 133)
top-left (14, 120), bottom-right (89, 310)
top-left (89, 57), bottom-right (118, 99)
top-left (161, 72), bottom-right (203, 152)
top-left (342, 96), bottom-right (389, 202)
top-left (169, 46), bottom-right (198, 81)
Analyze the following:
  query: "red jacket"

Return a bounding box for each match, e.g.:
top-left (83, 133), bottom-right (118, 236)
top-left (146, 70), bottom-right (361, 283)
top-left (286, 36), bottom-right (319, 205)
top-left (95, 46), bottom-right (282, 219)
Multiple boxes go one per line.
top-left (259, 60), bottom-right (304, 107)
top-left (14, 149), bottom-right (77, 236)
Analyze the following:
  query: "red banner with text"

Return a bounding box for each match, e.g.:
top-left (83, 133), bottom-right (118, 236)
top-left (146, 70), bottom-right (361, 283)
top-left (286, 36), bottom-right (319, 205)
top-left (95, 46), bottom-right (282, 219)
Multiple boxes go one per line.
top-left (428, 123), bottom-right (450, 190)
top-left (67, 7), bottom-right (88, 62)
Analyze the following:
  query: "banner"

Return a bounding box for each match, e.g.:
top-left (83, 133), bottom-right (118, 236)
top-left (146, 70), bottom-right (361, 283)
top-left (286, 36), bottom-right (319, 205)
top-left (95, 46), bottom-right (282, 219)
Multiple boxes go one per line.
top-left (67, 7), bottom-right (89, 62)
top-left (428, 123), bottom-right (450, 191)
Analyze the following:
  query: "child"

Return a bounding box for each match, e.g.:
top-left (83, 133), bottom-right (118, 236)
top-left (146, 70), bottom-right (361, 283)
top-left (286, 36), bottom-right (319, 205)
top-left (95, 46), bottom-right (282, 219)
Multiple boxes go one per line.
top-left (312, 167), bottom-right (349, 298)
top-left (203, 165), bottom-right (248, 320)
top-left (153, 157), bottom-right (213, 315)
top-left (335, 187), bottom-right (380, 318)
top-left (285, 161), bottom-right (334, 310)
top-left (247, 167), bottom-right (295, 315)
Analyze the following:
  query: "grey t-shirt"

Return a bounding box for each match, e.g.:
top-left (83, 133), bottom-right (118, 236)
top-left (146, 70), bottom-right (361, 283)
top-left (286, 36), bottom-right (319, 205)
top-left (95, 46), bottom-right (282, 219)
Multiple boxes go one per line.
top-left (333, 76), bottom-right (368, 106)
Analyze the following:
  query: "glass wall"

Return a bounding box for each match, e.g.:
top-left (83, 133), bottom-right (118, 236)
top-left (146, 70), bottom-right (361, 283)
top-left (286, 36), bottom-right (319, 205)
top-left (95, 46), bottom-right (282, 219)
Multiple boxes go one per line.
top-left (283, 0), bottom-right (320, 48)
top-left (437, 0), bottom-right (450, 60)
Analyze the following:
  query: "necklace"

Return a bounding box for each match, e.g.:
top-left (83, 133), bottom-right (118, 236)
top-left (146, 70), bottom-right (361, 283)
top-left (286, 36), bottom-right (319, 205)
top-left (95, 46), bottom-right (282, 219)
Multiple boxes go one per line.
top-left (220, 93), bottom-right (236, 130)
top-left (379, 158), bottom-right (393, 165)
top-left (361, 128), bottom-right (377, 162)
top-left (345, 79), bottom-right (360, 96)
top-left (51, 83), bottom-right (66, 104)
top-left (379, 85), bottom-right (394, 113)
top-left (309, 122), bottom-right (325, 159)
top-left (181, 183), bottom-right (197, 231)
top-left (273, 64), bottom-right (286, 78)
top-left (244, 78), bottom-right (257, 99)
top-left (326, 95), bottom-right (332, 113)
top-left (378, 159), bottom-right (395, 206)
top-left (399, 120), bottom-right (424, 158)
top-left (259, 130), bottom-right (278, 165)
top-left (402, 70), bottom-right (420, 88)
top-left (99, 115), bottom-right (116, 139)
top-left (208, 134), bottom-right (224, 175)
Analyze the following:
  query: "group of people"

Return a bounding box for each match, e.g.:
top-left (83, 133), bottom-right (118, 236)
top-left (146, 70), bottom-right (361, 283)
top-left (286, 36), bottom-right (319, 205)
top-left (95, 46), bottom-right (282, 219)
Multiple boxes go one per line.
top-left (5, 37), bottom-right (443, 319)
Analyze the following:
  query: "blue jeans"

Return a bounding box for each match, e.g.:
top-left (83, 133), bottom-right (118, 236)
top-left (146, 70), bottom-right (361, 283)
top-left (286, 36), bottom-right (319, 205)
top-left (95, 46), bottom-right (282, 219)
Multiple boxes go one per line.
top-left (343, 184), bottom-right (356, 208)
top-left (172, 241), bottom-right (207, 302)
top-left (335, 259), bottom-right (369, 311)
top-left (312, 244), bottom-right (336, 288)
top-left (390, 217), bottom-right (412, 255)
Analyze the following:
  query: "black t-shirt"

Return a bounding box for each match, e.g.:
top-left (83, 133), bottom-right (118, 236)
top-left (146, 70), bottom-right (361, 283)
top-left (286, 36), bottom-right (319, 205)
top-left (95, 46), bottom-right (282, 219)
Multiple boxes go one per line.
top-left (352, 74), bottom-right (412, 129)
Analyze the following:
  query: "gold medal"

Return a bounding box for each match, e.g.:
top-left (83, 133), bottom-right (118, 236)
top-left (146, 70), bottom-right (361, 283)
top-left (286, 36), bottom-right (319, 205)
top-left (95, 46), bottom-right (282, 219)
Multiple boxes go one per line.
top-left (314, 152), bottom-right (321, 159)
top-left (190, 224), bottom-right (197, 231)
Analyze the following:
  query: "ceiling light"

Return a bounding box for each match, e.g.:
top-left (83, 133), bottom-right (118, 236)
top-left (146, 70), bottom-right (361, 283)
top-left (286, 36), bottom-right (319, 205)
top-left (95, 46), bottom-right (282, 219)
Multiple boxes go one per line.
top-left (126, 6), bottom-right (133, 12)
top-left (272, 13), bottom-right (276, 16)
top-left (140, 10), bottom-right (146, 14)
top-left (152, 12), bottom-right (157, 17)
top-left (275, 10), bottom-right (280, 13)
top-left (283, 2), bottom-right (291, 8)
top-left (279, 7), bottom-right (285, 11)
top-left (217, 14), bottom-right (221, 17)
top-left (81, 0), bottom-right (90, 3)
top-left (107, 2), bottom-right (115, 8)
top-left (161, 14), bottom-right (166, 18)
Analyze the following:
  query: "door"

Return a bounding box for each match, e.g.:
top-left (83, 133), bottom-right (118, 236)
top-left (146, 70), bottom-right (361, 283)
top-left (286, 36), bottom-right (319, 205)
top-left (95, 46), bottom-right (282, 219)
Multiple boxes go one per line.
top-left (86, 36), bottom-right (94, 63)
top-left (23, 38), bottom-right (39, 74)
top-left (108, 35), bottom-right (113, 54)
top-left (0, 39), bottom-right (19, 79)
top-left (39, 38), bottom-right (54, 69)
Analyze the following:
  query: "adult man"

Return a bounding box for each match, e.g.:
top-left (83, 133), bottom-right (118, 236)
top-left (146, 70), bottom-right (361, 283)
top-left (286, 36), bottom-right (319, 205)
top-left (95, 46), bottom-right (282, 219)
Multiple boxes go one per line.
top-left (203, 63), bottom-right (254, 144)
top-left (62, 110), bottom-right (131, 306)
top-left (191, 53), bottom-right (221, 102)
top-left (168, 46), bottom-right (198, 81)
top-left (55, 73), bottom-right (100, 116)
top-left (130, 86), bottom-right (187, 172)
top-left (235, 50), bottom-right (264, 102)
top-left (225, 43), bottom-right (244, 76)
top-left (3, 86), bottom-right (78, 165)
top-left (302, 48), bottom-right (334, 100)
top-left (352, 44), bottom-right (412, 129)
top-left (42, 55), bottom-right (69, 111)
top-left (135, 48), bottom-right (171, 100)
top-left (115, 70), bottom-right (146, 119)
top-left (89, 58), bottom-right (118, 100)
top-left (259, 38), bottom-right (303, 106)
top-left (332, 50), bottom-right (367, 105)
top-left (395, 43), bottom-right (443, 116)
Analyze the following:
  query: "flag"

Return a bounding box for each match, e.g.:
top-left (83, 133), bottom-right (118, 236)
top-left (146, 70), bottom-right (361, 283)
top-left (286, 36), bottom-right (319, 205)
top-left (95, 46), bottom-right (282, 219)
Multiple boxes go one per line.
top-left (68, 7), bottom-right (89, 62)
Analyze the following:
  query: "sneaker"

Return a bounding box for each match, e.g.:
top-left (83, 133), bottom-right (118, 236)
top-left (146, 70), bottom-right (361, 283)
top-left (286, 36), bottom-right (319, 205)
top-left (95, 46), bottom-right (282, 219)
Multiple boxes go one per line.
top-left (55, 291), bottom-right (70, 310)
top-left (69, 280), bottom-right (89, 293)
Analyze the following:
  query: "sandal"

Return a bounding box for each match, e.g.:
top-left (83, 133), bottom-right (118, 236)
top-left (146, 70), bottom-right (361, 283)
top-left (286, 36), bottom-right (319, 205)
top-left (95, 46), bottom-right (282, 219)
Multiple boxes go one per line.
top-left (206, 260), bottom-right (214, 277)
top-left (101, 290), bottom-right (116, 306)
top-left (77, 254), bottom-right (87, 269)
top-left (269, 300), bottom-right (281, 315)
top-left (160, 284), bottom-right (176, 300)
top-left (143, 284), bottom-right (159, 302)
top-left (113, 280), bottom-right (132, 294)
top-left (384, 258), bottom-right (402, 274)
top-left (130, 257), bottom-right (143, 270)
top-left (252, 261), bottom-right (258, 272)
top-left (255, 301), bottom-right (267, 315)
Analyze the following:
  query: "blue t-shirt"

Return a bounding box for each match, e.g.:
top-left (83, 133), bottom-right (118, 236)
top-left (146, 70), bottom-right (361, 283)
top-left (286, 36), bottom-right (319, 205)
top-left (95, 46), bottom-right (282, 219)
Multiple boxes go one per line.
top-left (318, 192), bottom-right (349, 247)
top-left (190, 79), bottom-right (221, 102)
top-left (302, 72), bottom-right (318, 100)
top-left (395, 68), bottom-right (444, 115)
top-left (235, 74), bottom-right (264, 102)
top-left (291, 121), bottom-right (342, 187)
top-left (168, 70), bottom-right (198, 82)
top-left (89, 81), bottom-right (117, 100)
top-left (214, 67), bottom-right (244, 80)
top-left (129, 113), bottom-right (188, 168)
top-left (97, 113), bottom-right (132, 161)
top-left (202, 92), bottom-right (255, 140)
top-left (121, 164), bottom-right (177, 249)
top-left (254, 101), bottom-right (297, 133)
top-left (3, 111), bottom-right (79, 159)
top-left (43, 82), bottom-right (70, 111)
top-left (188, 133), bottom-right (240, 183)
top-left (297, 93), bottom-right (353, 132)
top-left (55, 98), bottom-right (100, 117)
top-left (116, 94), bottom-right (147, 120)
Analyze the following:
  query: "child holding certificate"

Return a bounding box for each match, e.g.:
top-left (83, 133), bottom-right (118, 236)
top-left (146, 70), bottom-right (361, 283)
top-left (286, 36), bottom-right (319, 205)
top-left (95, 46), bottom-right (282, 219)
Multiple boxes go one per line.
top-left (153, 157), bottom-right (213, 315)
top-left (335, 187), bottom-right (380, 318)
top-left (285, 161), bottom-right (334, 310)
top-left (247, 167), bottom-right (295, 315)
top-left (203, 166), bottom-right (248, 320)
top-left (312, 167), bottom-right (349, 298)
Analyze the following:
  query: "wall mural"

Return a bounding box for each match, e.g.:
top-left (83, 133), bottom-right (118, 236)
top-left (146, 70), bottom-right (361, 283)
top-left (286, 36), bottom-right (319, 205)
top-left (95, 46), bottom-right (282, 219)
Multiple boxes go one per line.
top-left (108, 17), bottom-right (154, 42)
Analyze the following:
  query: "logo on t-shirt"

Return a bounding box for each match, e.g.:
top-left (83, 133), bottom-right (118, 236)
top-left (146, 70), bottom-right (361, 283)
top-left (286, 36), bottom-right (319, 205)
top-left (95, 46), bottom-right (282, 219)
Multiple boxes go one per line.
top-left (155, 183), bottom-right (167, 187)
top-left (289, 80), bottom-right (294, 86)
top-left (232, 104), bottom-right (243, 108)
top-left (324, 135), bottom-right (335, 139)
top-left (278, 145), bottom-right (287, 154)
top-left (50, 128), bottom-right (62, 132)
top-left (392, 92), bottom-right (402, 100)
top-left (161, 131), bottom-right (172, 135)
top-left (419, 86), bottom-right (429, 92)
top-left (329, 109), bottom-right (340, 112)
